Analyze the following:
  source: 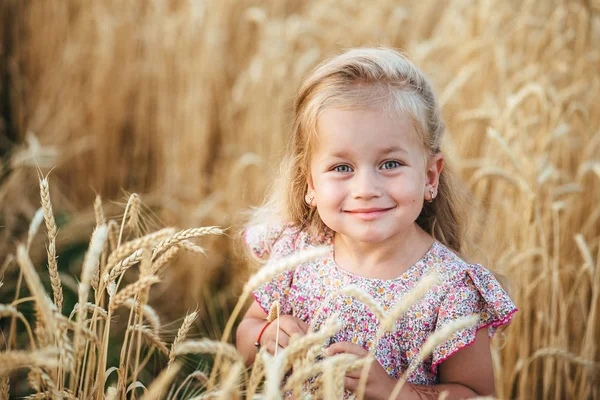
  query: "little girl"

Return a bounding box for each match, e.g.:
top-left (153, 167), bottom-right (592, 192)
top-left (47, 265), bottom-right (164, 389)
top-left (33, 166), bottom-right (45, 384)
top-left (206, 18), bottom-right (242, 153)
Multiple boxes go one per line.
top-left (235, 48), bottom-right (517, 399)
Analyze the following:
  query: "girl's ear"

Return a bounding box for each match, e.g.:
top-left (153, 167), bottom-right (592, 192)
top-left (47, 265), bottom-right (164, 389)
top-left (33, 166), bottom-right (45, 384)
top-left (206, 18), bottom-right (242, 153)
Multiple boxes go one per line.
top-left (307, 173), bottom-right (315, 191)
top-left (426, 153), bottom-right (444, 193)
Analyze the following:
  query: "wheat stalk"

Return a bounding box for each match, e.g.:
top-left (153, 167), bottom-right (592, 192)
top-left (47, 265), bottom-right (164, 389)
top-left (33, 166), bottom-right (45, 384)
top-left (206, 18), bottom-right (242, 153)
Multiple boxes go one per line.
top-left (39, 177), bottom-right (63, 311)
top-left (169, 310), bottom-right (198, 366)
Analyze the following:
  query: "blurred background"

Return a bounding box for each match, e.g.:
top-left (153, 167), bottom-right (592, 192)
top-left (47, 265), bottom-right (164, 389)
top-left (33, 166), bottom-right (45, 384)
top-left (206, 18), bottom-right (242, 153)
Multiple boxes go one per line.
top-left (1, 0), bottom-right (599, 398)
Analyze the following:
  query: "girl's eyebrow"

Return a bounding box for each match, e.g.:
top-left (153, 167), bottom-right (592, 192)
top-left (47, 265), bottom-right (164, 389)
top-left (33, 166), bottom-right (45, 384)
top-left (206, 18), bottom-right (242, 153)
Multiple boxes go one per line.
top-left (380, 145), bottom-right (408, 154)
top-left (325, 146), bottom-right (407, 159)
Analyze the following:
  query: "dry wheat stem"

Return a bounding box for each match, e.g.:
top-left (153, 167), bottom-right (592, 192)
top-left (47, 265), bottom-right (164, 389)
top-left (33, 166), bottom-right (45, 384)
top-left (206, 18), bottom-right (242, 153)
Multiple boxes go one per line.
top-left (39, 177), bottom-right (63, 311)
top-left (109, 276), bottom-right (160, 311)
top-left (169, 310), bottom-right (198, 366)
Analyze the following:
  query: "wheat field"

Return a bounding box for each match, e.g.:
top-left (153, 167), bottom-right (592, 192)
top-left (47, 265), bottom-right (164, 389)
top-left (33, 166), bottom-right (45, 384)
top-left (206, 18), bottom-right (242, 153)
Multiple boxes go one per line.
top-left (0, 0), bottom-right (599, 398)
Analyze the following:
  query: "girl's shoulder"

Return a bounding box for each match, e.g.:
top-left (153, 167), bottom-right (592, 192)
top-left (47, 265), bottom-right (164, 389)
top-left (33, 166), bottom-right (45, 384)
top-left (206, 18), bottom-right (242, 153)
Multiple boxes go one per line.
top-left (430, 241), bottom-right (502, 286)
top-left (243, 222), bottom-right (328, 261)
top-left (429, 241), bottom-right (516, 321)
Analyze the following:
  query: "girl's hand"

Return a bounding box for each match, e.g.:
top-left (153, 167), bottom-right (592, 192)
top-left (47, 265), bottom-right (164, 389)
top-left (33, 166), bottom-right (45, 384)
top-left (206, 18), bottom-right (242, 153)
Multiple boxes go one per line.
top-left (259, 315), bottom-right (309, 354)
top-left (326, 342), bottom-right (396, 400)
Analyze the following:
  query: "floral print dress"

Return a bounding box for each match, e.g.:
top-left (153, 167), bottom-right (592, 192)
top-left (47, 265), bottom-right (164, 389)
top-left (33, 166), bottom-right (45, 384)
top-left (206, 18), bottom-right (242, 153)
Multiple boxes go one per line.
top-left (244, 223), bottom-right (518, 389)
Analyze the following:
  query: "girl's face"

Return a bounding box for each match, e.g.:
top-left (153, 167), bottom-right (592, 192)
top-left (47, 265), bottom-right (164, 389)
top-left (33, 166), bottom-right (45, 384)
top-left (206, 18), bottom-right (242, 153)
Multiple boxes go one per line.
top-left (308, 107), bottom-right (443, 244)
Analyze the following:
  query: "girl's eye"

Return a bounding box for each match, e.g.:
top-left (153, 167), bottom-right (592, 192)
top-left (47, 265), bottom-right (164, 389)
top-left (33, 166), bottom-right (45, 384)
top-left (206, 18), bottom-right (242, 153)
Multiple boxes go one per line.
top-left (381, 160), bottom-right (402, 170)
top-left (333, 165), bottom-right (353, 173)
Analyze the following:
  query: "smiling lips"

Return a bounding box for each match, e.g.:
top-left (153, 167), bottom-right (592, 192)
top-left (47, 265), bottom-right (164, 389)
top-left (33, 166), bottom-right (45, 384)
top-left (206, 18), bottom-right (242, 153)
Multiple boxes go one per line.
top-left (344, 207), bottom-right (396, 220)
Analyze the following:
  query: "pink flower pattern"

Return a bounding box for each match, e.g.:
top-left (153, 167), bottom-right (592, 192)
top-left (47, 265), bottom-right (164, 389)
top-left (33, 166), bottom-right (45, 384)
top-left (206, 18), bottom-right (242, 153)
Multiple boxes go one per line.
top-left (244, 223), bottom-right (518, 388)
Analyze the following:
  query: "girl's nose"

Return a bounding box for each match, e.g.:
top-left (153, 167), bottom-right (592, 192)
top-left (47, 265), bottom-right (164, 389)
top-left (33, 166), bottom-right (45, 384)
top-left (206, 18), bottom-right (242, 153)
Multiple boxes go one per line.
top-left (351, 169), bottom-right (382, 199)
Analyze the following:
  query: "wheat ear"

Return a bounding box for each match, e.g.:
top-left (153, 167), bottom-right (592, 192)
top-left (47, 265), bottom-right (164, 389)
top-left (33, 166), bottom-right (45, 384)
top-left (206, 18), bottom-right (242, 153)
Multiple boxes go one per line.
top-left (128, 325), bottom-right (169, 356)
top-left (39, 177), bottom-right (63, 311)
top-left (378, 273), bottom-right (439, 339)
top-left (0, 377), bottom-right (8, 400)
top-left (76, 225), bottom-right (108, 352)
top-left (106, 228), bottom-right (176, 271)
top-left (0, 347), bottom-right (61, 376)
top-left (339, 286), bottom-right (385, 322)
top-left (150, 246), bottom-right (181, 276)
top-left (169, 310), bottom-right (198, 366)
top-left (110, 276), bottom-right (160, 311)
top-left (69, 302), bottom-right (108, 321)
top-left (124, 299), bottom-right (161, 334)
top-left (173, 339), bottom-right (243, 365)
top-left (151, 227), bottom-right (224, 260)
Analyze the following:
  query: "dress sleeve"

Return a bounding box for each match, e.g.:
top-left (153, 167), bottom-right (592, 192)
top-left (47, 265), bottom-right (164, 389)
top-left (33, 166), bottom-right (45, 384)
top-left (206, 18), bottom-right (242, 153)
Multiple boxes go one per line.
top-left (431, 264), bottom-right (518, 373)
top-left (243, 223), bottom-right (300, 315)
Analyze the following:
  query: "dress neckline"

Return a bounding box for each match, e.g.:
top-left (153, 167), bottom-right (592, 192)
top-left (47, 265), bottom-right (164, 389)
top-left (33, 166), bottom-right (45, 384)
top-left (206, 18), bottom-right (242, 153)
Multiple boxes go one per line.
top-left (324, 232), bottom-right (439, 283)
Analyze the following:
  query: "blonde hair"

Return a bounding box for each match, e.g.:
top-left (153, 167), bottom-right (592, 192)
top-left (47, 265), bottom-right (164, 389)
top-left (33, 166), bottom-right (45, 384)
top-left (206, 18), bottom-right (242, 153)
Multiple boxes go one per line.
top-left (248, 47), bottom-right (470, 253)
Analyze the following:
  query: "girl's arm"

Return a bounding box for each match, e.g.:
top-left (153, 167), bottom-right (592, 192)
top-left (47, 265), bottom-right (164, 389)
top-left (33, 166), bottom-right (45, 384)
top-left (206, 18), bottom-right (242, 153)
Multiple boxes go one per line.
top-left (236, 301), bottom-right (272, 366)
top-left (329, 329), bottom-right (495, 399)
top-left (400, 329), bottom-right (495, 399)
top-left (236, 300), bottom-right (309, 366)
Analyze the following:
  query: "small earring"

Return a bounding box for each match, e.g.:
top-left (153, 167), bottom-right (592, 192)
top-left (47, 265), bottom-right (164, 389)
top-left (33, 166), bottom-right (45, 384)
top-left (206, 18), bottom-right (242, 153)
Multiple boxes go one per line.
top-left (428, 187), bottom-right (435, 203)
top-left (305, 193), bottom-right (314, 206)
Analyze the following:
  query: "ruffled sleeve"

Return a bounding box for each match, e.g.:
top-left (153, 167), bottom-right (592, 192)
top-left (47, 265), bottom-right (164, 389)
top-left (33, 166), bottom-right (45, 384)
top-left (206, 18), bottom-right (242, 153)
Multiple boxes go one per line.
top-left (431, 264), bottom-right (517, 373)
top-left (243, 223), bottom-right (301, 315)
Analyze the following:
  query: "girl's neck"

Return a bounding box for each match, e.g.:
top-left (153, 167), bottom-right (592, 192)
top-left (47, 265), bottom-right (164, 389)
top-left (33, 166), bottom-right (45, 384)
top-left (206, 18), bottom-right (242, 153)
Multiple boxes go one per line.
top-left (332, 224), bottom-right (434, 280)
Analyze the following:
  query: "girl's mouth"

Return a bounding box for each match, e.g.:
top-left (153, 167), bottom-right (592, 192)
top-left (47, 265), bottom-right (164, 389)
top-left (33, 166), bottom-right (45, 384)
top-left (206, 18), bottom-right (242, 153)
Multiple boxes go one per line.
top-left (344, 207), bottom-right (395, 220)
